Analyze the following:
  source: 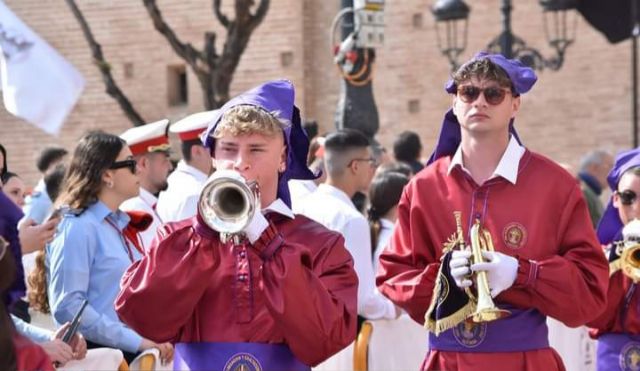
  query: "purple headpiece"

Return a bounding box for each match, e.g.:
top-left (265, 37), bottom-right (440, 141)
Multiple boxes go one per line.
top-left (200, 79), bottom-right (317, 207)
top-left (427, 51), bottom-right (538, 165)
top-left (597, 148), bottom-right (640, 245)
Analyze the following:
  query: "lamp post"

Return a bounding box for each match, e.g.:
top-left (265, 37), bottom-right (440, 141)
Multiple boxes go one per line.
top-left (431, 0), bottom-right (578, 71)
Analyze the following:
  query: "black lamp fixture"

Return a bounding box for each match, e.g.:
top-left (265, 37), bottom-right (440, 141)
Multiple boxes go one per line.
top-left (431, 0), bottom-right (579, 71)
top-left (431, 0), bottom-right (470, 71)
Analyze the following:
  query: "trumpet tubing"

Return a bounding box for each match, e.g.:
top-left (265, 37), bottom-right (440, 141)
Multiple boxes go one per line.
top-left (469, 221), bottom-right (510, 323)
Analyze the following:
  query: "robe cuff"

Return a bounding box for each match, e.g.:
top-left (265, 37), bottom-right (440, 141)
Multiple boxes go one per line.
top-left (513, 256), bottom-right (539, 288)
top-left (250, 221), bottom-right (284, 260)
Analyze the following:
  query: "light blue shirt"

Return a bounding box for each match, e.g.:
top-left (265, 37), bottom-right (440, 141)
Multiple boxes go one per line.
top-left (22, 179), bottom-right (53, 224)
top-left (11, 314), bottom-right (53, 343)
top-left (46, 201), bottom-right (143, 353)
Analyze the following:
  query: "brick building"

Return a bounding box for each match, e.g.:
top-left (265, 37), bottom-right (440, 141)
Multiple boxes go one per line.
top-left (0, 0), bottom-right (632, 187)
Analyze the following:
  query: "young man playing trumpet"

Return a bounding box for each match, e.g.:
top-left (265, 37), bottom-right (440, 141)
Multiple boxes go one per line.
top-left (376, 52), bottom-right (609, 370)
top-left (588, 148), bottom-right (640, 371)
top-left (115, 80), bottom-right (358, 370)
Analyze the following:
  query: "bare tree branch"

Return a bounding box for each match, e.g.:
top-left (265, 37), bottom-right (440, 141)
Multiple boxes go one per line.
top-left (142, 0), bottom-right (207, 76)
top-left (213, 0), bottom-right (230, 28)
top-left (139, 0), bottom-right (270, 109)
top-left (65, 0), bottom-right (145, 126)
top-left (249, 0), bottom-right (269, 27)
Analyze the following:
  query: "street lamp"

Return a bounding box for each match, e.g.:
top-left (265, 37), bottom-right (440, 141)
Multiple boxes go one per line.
top-left (432, 0), bottom-right (470, 71)
top-left (431, 0), bottom-right (578, 71)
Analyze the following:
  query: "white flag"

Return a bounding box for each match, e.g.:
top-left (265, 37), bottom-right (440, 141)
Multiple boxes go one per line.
top-left (0, 2), bottom-right (85, 135)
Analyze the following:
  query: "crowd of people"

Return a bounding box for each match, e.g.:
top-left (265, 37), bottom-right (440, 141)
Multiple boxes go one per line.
top-left (0, 52), bottom-right (636, 371)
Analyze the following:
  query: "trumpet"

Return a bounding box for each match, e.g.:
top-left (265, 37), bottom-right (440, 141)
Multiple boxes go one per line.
top-left (197, 169), bottom-right (260, 243)
top-left (614, 238), bottom-right (640, 282)
top-left (453, 212), bottom-right (509, 323)
top-left (468, 219), bottom-right (511, 322)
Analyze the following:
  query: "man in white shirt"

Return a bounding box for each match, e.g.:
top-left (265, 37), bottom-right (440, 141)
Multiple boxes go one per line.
top-left (156, 111), bottom-right (217, 222)
top-left (298, 129), bottom-right (399, 321)
top-left (120, 119), bottom-right (173, 250)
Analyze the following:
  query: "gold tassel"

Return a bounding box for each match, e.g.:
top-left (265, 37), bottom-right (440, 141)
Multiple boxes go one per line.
top-left (423, 263), bottom-right (477, 336)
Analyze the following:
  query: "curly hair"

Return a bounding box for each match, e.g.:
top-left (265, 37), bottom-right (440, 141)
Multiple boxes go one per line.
top-left (28, 131), bottom-right (125, 314)
top-left (27, 251), bottom-right (49, 314)
top-left (452, 57), bottom-right (514, 93)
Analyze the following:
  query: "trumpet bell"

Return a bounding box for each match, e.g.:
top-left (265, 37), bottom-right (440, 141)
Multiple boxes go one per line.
top-left (621, 243), bottom-right (640, 282)
top-left (198, 170), bottom-right (257, 235)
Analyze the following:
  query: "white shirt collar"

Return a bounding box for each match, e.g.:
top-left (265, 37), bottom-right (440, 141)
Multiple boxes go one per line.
top-left (447, 135), bottom-right (525, 185)
top-left (138, 187), bottom-right (158, 206)
top-left (176, 160), bottom-right (208, 182)
top-left (264, 198), bottom-right (295, 219)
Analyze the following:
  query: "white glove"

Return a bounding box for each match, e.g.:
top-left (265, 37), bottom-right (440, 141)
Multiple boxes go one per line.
top-left (623, 219), bottom-right (640, 241)
top-left (449, 250), bottom-right (473, 289)
top-left (471, 250), bottom-right (518, 298)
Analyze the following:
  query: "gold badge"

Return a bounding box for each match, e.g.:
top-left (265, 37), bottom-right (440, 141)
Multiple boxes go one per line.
top-left (452, 320), bottom-right (487, 348)
top-left (502, 222), bottom-right (527, 250)
top-left (224, 353), bottom-right (263, 371)
top-left (620, 342), bottom-right (640, 371)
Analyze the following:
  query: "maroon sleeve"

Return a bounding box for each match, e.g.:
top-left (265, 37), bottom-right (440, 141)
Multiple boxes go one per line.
top-left (375, 183), bottom-right (440, 325)
top-left (253, 220), bottom-right (358, 366)
top-left (115, 220), bottom-right (220, 343)
top-left (505, 185), bottom-right (609, 327)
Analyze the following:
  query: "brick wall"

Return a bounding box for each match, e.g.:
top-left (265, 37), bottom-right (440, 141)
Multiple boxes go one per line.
top-left (0, 0), bottom-right (632, 188)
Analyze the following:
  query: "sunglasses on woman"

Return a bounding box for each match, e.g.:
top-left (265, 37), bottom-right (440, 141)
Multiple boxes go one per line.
top-left (110, 159), bottom-right (137, 174)
top-left (457, 85), bottom-right (514, 106)
top-left (617, 189), bottom-right (639, 206)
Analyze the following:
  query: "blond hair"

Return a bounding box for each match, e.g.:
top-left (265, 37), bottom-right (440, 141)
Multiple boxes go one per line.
top-left (212, 105), bottom-right (287, 139)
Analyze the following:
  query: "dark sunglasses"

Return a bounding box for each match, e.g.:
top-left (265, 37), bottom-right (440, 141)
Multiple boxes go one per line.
top-left (110, 159), bottom-right (137, 174)
top-left (617, 190), bottom-right (638, 206)
top-left (457, 85), bottom-right (513, 106)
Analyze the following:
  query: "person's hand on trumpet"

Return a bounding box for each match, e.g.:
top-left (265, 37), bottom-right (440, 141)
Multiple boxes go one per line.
top-left (450, 249), bottom-right (518, 297)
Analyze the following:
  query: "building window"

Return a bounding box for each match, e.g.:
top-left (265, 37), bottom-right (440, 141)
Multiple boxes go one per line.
top-left (167, 65), bottom-right (187, 106)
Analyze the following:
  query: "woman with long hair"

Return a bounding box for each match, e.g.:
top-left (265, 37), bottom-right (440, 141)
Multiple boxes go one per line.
top-left (29, 131), bottom-right (172, 364)
top-left (368, 170), bottom-right (409, 273)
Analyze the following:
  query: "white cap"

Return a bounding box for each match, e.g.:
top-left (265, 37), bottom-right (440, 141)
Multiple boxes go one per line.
top-left (169, 110), bottom-right (219, 142)
top-left (120, 119), bottom-right (170, 156)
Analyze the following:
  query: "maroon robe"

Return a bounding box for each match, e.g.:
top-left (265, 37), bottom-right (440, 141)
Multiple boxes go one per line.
top-left (377, 150), bottom-right (609, 371)
top-left (115, 213), bottom-right (358, 367)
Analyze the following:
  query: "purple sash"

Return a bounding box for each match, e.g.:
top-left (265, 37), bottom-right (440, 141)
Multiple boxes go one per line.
top-left (173, 342), bottom-right (310, 371)
top-left (597, 333), bottom-right (640, 371)
top-left (428, 306), bottom-right (549, 353)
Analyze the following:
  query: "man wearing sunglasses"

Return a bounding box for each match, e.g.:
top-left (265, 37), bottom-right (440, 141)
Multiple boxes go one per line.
top-left (588, 147), bottom-right (640, 370)
top-left (120, 119), bottom-right (173, 251)
top-left (377, 52), bottom-right (609, 371)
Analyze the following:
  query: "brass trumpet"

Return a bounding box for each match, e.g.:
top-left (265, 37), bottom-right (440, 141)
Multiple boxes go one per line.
top-left (453, 212), bottom-right (509, 323)
top-left (615, 238), bottom-right (640, 282)
top-left (197, 169), bottom-right (260, 243)
top-left (468, 219), bottom-right (510, 322)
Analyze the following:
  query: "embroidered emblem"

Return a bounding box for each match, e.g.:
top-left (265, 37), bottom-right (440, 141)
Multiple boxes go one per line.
top-left (436, 271), bottom-right (449, 306)
top-left (224, 353), bottom-right (263, 371)
top-left (452, 320), bottom-right (487, 348)
top-left (502, 222), bottom-right (527, 249)
top-left (620, 342), bottom-right (640, 371)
